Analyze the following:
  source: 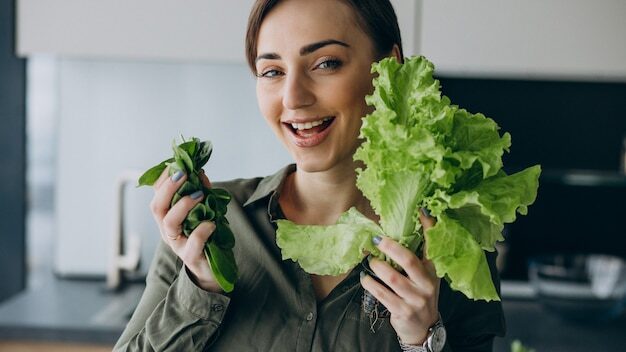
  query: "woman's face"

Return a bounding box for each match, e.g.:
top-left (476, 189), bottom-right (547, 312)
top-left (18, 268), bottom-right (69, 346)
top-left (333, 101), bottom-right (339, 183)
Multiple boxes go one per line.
top-left (255, 0), bottom-right (377, 173)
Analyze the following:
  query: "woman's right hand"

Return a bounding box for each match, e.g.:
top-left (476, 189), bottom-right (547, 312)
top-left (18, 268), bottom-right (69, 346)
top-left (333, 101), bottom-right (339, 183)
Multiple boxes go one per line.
top-left (149, 168), bottom-right (223, 293)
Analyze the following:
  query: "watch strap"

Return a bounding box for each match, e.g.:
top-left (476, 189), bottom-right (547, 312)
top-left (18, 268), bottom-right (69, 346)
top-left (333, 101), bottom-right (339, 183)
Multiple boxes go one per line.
top-left (397, 336), bottom-right (428, 352)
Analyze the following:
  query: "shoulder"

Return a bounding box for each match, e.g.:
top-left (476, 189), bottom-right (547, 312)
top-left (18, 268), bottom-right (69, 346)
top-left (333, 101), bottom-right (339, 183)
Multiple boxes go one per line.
top-left (213, 177), bottom-right (265, 206)
top-left (211, 164), bottom-right (295, 207)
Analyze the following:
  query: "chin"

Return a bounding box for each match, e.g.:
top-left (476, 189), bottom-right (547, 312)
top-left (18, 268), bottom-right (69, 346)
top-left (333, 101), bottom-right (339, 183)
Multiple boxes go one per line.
top-left (290, 148), bottom-right (357, 174)
top-left (279, 121), bottom-right (362, 174)
top-left (292, 154), bottom-right (334, 173)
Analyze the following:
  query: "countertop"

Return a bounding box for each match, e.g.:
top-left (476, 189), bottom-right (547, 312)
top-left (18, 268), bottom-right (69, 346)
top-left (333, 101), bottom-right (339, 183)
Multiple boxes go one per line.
top-left (493, 298), bottom-right (626, 351)
top-left (0, 278), bottom-right (143, 345)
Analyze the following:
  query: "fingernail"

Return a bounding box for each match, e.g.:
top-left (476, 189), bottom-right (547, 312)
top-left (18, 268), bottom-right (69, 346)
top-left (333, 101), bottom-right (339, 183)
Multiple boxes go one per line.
top-left (171, 170), bottom-right (184, 182)
top-left (366, 254), bottom-right (373, 264)
top-left (360, 271), bottom-right (367, 280)
top-left (421, 207), bottom-right (431, 218)
top-left (372, 235), bottom-right (382, 246)
top-left (190, 190), bottom-right (204, 200)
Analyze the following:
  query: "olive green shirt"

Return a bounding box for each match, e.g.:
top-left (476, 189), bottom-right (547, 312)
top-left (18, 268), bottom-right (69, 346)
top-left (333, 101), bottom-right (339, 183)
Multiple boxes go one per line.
top-left (114, 165), bottom-right (505, 351)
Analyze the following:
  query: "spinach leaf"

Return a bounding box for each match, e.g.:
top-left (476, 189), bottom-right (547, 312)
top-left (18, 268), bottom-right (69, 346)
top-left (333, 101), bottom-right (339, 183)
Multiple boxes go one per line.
top-left (137, 158), bottom-right (173, 186)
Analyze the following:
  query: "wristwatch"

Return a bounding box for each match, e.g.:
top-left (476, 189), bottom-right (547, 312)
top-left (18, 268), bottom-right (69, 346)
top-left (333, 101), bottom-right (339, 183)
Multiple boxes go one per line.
top-left (398, 315), bottom-right (447, 352)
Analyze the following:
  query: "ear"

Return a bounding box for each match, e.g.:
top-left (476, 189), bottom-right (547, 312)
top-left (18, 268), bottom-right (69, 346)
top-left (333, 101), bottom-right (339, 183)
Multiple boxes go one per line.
top-left (390, 44), bottom-right (402, 62)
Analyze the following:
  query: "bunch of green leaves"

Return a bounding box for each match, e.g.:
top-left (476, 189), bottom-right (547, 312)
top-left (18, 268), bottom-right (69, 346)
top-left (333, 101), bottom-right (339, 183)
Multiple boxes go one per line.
top-left (276, 56), bottom-right (540, 301)
top-left (138, 137), bottom-right (237, 293)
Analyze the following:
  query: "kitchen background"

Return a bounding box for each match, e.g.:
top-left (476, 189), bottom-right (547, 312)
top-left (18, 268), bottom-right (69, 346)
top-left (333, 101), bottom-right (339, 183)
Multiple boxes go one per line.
top-left (1, 0), bottom-right (626, 351)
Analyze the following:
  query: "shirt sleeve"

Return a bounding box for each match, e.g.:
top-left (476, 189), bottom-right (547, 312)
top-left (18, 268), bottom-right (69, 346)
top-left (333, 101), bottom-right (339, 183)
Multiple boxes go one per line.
top-left (439, 250), bottom-right (506, 352)
top-left (113, 241), bottom-right (231, 351)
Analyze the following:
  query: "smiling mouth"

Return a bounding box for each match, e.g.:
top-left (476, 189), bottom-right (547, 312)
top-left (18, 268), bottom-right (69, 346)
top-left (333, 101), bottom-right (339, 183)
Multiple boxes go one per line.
top-left (285, 117), bottom-right (335, 137)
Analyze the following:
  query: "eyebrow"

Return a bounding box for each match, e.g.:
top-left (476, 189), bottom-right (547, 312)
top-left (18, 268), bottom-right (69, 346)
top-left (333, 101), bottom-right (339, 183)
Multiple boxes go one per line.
top-left (255, 39), bottom-right (350, 63)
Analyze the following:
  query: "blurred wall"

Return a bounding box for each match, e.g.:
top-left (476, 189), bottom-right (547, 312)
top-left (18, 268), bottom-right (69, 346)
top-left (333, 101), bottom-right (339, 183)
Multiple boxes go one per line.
top-left (53, 60), bottom-right (292, 276)
top-left (419, 0), bottom-right (626, 81)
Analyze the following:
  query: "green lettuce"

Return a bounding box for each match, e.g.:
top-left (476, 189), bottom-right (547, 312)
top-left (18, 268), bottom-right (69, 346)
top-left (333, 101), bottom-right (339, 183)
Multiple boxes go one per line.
top-left (276, 208), bottom-right (382, 275)
top-left (276, 56), bottom-right (540, 301)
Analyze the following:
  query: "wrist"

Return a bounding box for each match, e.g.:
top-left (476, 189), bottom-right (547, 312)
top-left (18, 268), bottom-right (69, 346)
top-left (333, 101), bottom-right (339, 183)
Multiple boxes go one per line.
top-left (397, 313), bottom-right (446, 352)
top-left (185, 266), bottom-right (223, 293)
top-left (397, 313), bottom-right (439, 345)
top-left (397, 331), bottom-right (428, 347)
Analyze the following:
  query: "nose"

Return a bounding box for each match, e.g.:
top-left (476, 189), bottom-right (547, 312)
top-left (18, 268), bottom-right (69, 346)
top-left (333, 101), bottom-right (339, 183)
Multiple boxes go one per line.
top-left (282, 73), bottom-right (315, 110)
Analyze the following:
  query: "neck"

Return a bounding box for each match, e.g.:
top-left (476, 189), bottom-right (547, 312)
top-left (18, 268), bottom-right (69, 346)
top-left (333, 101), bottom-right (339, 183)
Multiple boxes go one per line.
top-left (280, 161), bottom-right (376, 225)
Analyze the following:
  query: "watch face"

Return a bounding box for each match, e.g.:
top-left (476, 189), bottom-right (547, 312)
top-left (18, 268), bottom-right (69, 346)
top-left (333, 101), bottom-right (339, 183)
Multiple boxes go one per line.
top-left (428, 325), bottom-right (447, 352)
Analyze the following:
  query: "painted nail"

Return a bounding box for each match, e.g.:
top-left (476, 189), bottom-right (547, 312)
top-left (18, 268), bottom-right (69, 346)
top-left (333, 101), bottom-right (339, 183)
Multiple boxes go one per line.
top-left (421, 207), bottom-right (431, 218)
top-left (171, 170), bottom-right (184, 182)
top-left (372, 235), bottom-right (382, 246)
top-left (190, 190), bottom-right (204, 200)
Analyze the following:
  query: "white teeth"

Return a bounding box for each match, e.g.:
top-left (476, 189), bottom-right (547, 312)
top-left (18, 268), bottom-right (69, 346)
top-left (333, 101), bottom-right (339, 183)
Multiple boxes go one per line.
top-left (290, 117), bottom-right (331, 130)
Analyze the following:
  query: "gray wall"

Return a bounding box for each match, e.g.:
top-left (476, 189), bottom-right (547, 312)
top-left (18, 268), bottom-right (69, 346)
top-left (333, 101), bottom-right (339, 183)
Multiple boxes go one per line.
top-left (53, 59), bottom-right (292, 276)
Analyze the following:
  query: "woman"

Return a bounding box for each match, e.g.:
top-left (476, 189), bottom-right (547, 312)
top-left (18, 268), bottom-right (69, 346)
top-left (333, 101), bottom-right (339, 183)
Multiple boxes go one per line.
top-left (115, 0), bottom-right (505, 351)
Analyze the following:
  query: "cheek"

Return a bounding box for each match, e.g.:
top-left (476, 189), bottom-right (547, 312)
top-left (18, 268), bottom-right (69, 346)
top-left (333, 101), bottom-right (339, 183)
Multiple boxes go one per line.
top-left (330, 74), bottom-right (373, 123)
top-left (256, 85), bottom-right (280, 125)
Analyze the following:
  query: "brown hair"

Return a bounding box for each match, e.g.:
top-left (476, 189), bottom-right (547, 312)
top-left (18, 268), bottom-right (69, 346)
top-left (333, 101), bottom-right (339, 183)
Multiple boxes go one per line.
top-left (245, 0), bottom-right (404, 75)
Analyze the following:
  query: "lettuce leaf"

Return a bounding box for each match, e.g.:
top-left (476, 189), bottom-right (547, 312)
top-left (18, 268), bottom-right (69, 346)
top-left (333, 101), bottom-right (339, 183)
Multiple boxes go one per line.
top-left (276, 208), bottom-right (381, 275)
top-left (276, 56), bottom-right (540, 301)
top-left (425, 213), bottom-right (498, 301)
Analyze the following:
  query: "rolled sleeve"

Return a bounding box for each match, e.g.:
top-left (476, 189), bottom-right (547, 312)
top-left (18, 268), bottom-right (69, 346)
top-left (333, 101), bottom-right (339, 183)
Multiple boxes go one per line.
top-left (114, 242), bottom-right (230, 351)
top-left (173, 266), bottom-right (231, 323)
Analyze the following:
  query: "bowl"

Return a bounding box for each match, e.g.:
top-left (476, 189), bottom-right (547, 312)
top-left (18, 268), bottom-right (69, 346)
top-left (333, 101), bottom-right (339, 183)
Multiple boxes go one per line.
top-left (528, 254), bottom-right (626, 321)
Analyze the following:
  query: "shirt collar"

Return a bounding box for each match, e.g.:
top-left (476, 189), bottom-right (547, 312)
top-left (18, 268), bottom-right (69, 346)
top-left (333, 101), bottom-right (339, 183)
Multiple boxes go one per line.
top-left (243, 164), bottom-right (296, 207)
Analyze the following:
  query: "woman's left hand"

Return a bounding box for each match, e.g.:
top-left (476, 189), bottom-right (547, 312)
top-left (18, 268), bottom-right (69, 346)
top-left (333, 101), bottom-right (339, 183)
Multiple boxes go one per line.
top-left (360, 210), bottom-right (440, 345)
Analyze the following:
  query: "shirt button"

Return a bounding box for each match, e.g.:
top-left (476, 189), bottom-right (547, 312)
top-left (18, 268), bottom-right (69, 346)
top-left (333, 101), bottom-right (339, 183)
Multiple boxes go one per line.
top-left (306, 312), bottom-right (314, 321)
top-left (212, 304), bottom-right (224, 312)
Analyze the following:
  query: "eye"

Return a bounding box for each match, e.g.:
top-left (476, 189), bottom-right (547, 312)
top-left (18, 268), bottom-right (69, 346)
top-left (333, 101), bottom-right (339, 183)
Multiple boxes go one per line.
top-left (315, 58), bottom-right (342, 71)
top-left (257, 69), bottom-right (284, 79)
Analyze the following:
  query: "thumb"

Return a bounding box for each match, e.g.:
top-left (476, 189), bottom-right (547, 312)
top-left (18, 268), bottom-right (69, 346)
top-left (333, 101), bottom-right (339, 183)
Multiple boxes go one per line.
top-left (419, 207), bottom-right (436, 230)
